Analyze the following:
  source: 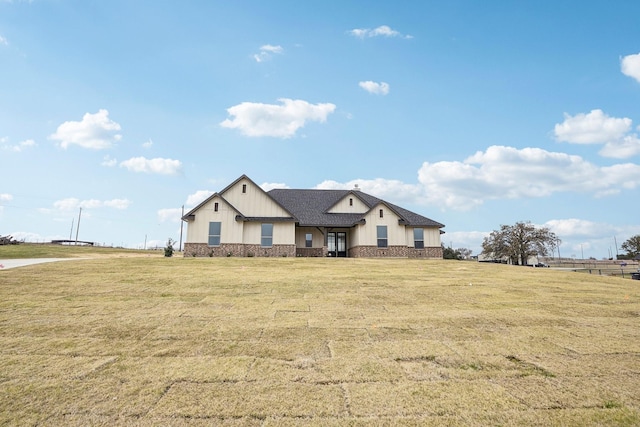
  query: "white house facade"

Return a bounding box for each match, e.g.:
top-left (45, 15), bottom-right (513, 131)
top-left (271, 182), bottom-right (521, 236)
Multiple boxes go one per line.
top-left (182, 175), bottom-right (445, 258)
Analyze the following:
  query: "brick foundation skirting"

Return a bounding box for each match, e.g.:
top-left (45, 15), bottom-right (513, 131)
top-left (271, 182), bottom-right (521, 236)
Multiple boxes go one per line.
top-left (296, 247), bottom-right (325, 257)
top-left (408, 246), bottom-right (444, 259)
top-left (348, 245), bottom-right (407, 258)
top-left (349, 245), bottom-right (443, 259)
top-left (184, 243), bottom-right (442, 259)
top-left (183, 243), bottom-right (295, 258)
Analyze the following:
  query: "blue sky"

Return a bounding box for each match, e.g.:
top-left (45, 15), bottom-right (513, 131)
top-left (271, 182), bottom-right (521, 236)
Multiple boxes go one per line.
top-left (1, 0), bottom-right (639, 258)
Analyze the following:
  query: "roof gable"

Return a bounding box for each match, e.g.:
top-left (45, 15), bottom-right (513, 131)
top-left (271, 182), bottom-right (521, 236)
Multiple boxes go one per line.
top-left (185, 175), bottom-right (444, 230)
top-left (364, 201), bottom-right (406, 223)
top-left (183, 174), bottom-right (296, 221)
top-left (182, 193), bottom-right (241, 221)
top-left (326, 191), bottom-right (371, 214)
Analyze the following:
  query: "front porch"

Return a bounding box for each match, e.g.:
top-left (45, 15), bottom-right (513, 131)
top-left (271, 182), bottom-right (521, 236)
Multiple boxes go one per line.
top-left (295, 227), bottom-right (350, 257)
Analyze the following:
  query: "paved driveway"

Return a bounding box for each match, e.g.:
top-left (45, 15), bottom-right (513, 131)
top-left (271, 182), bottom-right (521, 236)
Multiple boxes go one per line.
top-left (0, 258), bottom-right (77, 270)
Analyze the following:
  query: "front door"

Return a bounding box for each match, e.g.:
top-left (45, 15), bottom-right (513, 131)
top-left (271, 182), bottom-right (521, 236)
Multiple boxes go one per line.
top-left (327, 232), bottom-right (347, 257)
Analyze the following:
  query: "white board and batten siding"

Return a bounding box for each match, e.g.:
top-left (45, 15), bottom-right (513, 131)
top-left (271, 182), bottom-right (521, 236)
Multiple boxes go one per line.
top-left (242, 222), bottom-right (295, 245)
top-left (187, 178), bottom-right (295, 246)
top-left (405, 227), bottom-right (440, 248)
top-left (351, 203), bottom-right (406, 247)
top-left (224, 177), bottom-right (291, 218)
top-left (185, 196), bottom-right (244, 244)
top-left (296, 227), bottom-right (324, 248)
top-left (327, 195), bottom-right (369, 214)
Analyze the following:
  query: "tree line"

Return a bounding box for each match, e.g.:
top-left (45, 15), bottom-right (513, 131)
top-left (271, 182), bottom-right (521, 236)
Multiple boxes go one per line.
top-left (475, 221), bottom-right (640, 263)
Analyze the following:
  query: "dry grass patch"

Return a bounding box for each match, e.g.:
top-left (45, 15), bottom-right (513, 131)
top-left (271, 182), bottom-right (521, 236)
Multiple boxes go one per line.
top-left (151, 381), bottom-right (346, 418)
top-left (1, 254), bottom-right (639, 425)
top-left (347, 380), bottom-right (525, 417)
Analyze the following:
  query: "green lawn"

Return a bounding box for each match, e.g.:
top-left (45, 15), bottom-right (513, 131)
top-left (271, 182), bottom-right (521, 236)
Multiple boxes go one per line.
top-left (1, 248), bottom-right (639, 425)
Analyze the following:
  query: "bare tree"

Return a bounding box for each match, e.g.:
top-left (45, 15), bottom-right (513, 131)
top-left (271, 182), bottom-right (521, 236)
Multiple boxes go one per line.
top-left (481, 221), bottom-right (560, 265)
top-left (621, 235), bottom-right (640, 258)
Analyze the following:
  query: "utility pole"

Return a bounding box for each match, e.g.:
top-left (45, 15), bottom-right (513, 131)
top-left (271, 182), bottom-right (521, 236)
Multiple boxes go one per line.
top-left (69, 218), bottom-right (74, 240)
top-left (614, 236), bottom-right (619, 259)
top-left (179, 205), bottom-right (184, 252)
top-left (75, 207), bottom-right (82, 245)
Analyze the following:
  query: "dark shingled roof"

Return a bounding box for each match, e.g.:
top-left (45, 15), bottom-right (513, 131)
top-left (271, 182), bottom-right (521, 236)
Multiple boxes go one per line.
top-left (267, 188), bottom-right (444, 229)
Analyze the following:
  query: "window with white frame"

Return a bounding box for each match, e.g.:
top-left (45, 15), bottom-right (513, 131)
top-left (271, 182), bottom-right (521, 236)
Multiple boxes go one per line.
top-left (377, 225), bottom-right (388, 248)
top-left (305, 233), bottom-right (313, 248)
top-left (414, 228), bottom-right (424, 249)
top-left (261, 223), bottom-right (273, 247)
top-left (208, 222), bottom-right (221, 246)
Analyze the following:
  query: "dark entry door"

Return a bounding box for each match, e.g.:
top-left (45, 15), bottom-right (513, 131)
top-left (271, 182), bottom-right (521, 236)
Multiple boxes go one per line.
top-left (337, 232), bottom-right (347, 257)
top-left (327, 232), bottom-right (347, 257)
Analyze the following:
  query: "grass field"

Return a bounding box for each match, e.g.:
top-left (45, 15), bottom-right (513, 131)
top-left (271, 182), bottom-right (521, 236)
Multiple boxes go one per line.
top-left (1, 246), bottom-right (639, 425)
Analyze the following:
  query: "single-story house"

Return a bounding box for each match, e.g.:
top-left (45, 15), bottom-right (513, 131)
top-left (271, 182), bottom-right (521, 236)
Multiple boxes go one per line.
top-left (182, 175), bottom-right (445, 258)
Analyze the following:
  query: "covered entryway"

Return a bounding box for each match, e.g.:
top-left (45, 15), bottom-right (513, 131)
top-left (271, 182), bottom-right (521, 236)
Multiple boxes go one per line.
top-left (327, 231), bottom-right (347, 257)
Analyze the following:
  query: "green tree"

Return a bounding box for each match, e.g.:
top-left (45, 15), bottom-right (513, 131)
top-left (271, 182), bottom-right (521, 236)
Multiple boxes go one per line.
top-left (442, 246), bottom-right (473, 260)
top-left (621, 235), bottom-right (640, 258)
top-left (442, 245), bottom-right (461, 260)
top-left (481, 221), bottom-right (560, 265)
top-left (164, 238), bottom-right (176, 257)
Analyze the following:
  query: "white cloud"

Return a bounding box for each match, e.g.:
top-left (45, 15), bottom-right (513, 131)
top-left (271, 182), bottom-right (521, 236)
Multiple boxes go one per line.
top-left (316, 177), bottom-right (423, 206)
top-left (1, 138), bottom-right (35, 152)
top-left (254, 44), bottom-right (284, 62)
top-left (420, 145), bottom-right (640, 209)
top-left (261, 182), bottom-right (290, 191)
top-left (103, 199), bottom-right (131, 209)
top-left (0, 193), bottom-right (12, 214)
top-left (101, 155), bottom-right (117, 167)
top-left (49, 109), bottom-right (122, 150)
top-left (554, 109), bottom-right (631, 144)
top-left (349, 29), bottom-right (369, 38)
top-left (119, 157), bottom-right (182, 175)
top-left (186, 190), bottom-right (214, 207)
top-left (142, 139), bottom-right (153, 148)
top-left (544, 218), bottom-right (614, 238)
top-left (621, 52), bottom-right (640, 83)
top-left (554, 109), bottom-right (640, 159)
top-left (599, 135), bottom-right (640, 159)
top-left (349, 25), bottom-right (412, 39)
top-left (0, 35), bottom-right (8, 46)
top-left (444, 230), bottom-right (489, 251)
top-left (317, 145), bottom-right (640, 211)
top-left (359, 81), bottom-right (390, 95)
top-left (51, 197), bottom-right (131, 212)
top-left (158, 208), bottom-right (182, 223)
top-left (220, 98), bottom-right (336, 138)
top-left (541, 219), bottom-right (640, 259)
